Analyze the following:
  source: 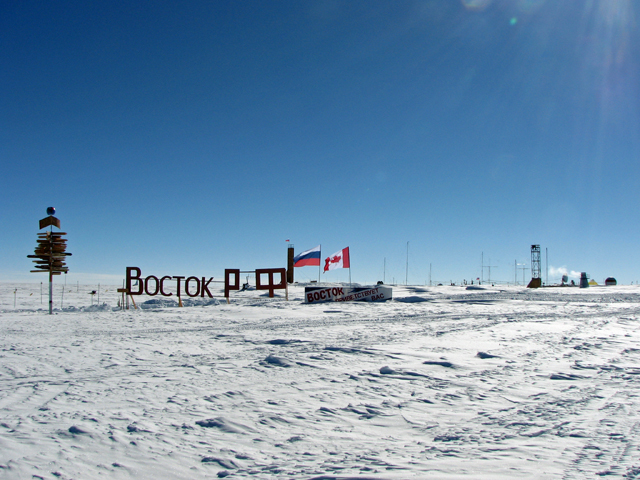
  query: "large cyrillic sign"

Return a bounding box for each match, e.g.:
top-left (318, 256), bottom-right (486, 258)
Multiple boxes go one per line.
top-left (224, 268), bottom-right (287, 298)
top-left (304, 286), bottom-right (392, 304)
top-left (127, 267), bottom-right (215, 298)
top-left (126, 267), bottom-right (288, 300)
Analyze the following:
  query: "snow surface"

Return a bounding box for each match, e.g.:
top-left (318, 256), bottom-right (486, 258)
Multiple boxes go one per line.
top-left (2, 282), bottom-right (640, 479)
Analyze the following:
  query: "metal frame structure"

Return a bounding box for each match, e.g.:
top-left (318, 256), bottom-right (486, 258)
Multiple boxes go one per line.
top-left (531, 244), bottom-right (541, 281)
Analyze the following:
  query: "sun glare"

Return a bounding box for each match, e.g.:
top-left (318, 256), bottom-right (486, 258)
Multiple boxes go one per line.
top-left (461, 0), bottom-right (492, 12)
top-left (516, 0), bottom-right (547, 14)
top-left (579, 0), bottom-right (637, 109)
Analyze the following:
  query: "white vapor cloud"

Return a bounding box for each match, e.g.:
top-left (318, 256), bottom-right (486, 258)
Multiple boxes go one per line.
top-left (549, 266), bottom-right (581, 279)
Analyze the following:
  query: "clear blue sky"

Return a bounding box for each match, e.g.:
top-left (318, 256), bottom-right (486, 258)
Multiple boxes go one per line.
top-left (2, 0), bottom-right (639, 286)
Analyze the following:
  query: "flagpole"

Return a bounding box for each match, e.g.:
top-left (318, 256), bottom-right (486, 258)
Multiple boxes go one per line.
top-left (318, 244), bottom-right (321, 282)
top-left (406, 241), bottom-right (409, 285)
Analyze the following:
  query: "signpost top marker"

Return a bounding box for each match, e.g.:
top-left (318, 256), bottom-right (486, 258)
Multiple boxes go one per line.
top-left (39, 215), bottom-right (61, 230)
top-left (40, 207), bottom-right (61, 229)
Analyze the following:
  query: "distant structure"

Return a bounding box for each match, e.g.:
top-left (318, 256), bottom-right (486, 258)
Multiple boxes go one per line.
top-left (605, 277), bottom-right (617, 286)
top-left (527, 244), bottom-right (542, 288)
top-left (580, 272), bottom-right (589, 288)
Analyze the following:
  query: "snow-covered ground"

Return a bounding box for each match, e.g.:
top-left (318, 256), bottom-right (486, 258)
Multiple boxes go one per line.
top-left (2, 282), bottom-right (640, 479)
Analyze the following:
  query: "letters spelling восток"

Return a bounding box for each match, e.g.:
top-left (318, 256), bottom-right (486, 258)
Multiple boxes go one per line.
top-left (126, 267), bottom-right (214, 298)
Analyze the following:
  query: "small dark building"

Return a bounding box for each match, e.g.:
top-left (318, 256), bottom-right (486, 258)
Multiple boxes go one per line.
top-left (605, 277), bottom-right (617, 286)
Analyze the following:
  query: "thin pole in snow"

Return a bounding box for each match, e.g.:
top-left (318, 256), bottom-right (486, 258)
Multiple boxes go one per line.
top-left (546, 247), bottom-right (549, 286)
top-left (49, 271), bottom-right (53, 315)
top-left (49, 224), bottom-right (53, 315)
top-left (406, 241), bottom-right (409, 285)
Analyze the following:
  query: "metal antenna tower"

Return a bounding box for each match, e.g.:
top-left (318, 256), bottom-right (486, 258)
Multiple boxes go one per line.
top-left (528, 245), bottom-right (542, 288)
top-left (483, 260), bottom-right (498, 285)
top-left (517, 263), bottom-right (528, 286)
top-left (531, 245), bottom-right (541, 279)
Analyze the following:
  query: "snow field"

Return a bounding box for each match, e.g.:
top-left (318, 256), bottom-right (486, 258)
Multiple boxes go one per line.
top-left (2, 283), bottom-right (640, 478)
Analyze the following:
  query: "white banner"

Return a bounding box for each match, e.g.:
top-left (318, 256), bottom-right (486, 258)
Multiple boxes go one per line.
top-left (304, 286), bottom-right (392, 304)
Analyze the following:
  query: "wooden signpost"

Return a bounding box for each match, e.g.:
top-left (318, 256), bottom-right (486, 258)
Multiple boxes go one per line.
top-left (117, 287), bottom-right (137, 310)
top-left (27, 208), bottom-right (72, 314)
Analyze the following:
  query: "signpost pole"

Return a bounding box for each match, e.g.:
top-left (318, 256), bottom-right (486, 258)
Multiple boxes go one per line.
top-left (49, 270), bottom-right (53, 315)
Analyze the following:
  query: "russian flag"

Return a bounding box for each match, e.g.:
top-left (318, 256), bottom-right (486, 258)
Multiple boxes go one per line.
top-left (293, 245), bottom-right (321, 267)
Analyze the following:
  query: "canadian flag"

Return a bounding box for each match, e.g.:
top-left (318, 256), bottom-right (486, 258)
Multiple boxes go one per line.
top-left (324, 247), bottom-right (350, 272)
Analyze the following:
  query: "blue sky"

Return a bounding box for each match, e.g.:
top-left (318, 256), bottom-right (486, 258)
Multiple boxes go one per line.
top-left (2, 0), bottom-right (639, 286)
